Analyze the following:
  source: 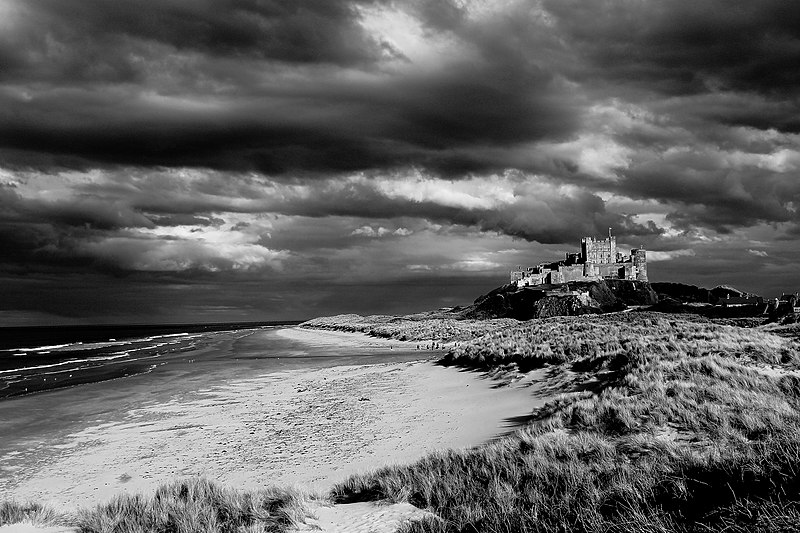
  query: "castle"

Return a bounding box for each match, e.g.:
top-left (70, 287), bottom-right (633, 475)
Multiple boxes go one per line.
top-left (510, 230), bottom-right (647, 287)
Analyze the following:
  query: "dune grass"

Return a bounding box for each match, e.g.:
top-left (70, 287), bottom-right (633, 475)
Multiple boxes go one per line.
top-left (76, 478), bottom-right (307, 533)
top-left (330, 312), bottom-right (800, 532)
top-left (0, 500), bottom-right (70, 529)
top-left (301, 313), bottom-right (517, 343)
top-left (1, 478), bottom-right (306, 533)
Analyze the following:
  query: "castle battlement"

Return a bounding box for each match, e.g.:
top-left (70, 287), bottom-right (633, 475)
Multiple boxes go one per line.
top-left (510, 229), bottom-right (647, 287)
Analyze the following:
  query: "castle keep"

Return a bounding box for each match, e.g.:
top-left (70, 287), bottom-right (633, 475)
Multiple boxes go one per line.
top-left (510, 230), bottom-right (648, 287)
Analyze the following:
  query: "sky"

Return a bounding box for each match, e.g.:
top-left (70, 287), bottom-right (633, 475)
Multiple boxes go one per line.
top-left (1, 0), bottom-right (799, 325)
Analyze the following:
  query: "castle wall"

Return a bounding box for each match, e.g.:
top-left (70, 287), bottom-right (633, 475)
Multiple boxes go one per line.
top-left (513, 269), bottom-right (547, 287)
top-left (597, 263), bottom-right (622, 278)
top-left (623, 263), bottom-right (636, 280)
top-left (559, 264), bottom-right (587, 282)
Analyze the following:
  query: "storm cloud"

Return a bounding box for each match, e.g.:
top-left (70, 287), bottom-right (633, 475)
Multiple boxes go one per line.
top-left (544, 0), bottom-right (800, 97)
top-left (1, 0), bottom-right (799, 323)
top-left (0, 0), bottom-right (579, 175)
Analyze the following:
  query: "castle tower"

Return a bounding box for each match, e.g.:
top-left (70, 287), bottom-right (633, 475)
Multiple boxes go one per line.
top-left (581, 229), bottom-right (616, 264)
top-left (608, 228), bottom-right (616, 264)
top-left (633, 248), bottom-right (647, 281)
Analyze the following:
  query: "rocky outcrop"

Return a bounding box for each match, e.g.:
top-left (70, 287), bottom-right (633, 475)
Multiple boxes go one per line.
top-left (458, 279), bottom-right (658, 320)
top-left (604, 279), bottom-right (660, 306)
top-left (458, 285), bottom-right (547, 321)
top-left (533, 295), bottom-right (597, 318)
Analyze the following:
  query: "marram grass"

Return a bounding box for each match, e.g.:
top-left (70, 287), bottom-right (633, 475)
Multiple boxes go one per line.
top-left (1, 478), bottom-right (306, 533)
top-left (328, 312), bottom-right (800, 532)
top-left (0, 500), bottom-right (70, 529)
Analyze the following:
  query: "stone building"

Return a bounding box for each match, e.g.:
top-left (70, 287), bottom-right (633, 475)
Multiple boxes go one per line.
top-left (510, 229), bottom-right (648, 287)
top-left (582, 232), bottom-right (616, 264)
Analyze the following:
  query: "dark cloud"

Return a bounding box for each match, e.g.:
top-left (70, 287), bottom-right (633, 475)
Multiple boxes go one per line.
top-left (607, 140), bottom-right (800, 232)
top-left (1, 0), bottom-right (797, 176)
top-left (0, 71), bottom-right (578, 176)
top-left (657, 94), bottom-right (800, 134)
top-left (1, 0), bottom-right (390, 83)
top-left (545, 0), bottom-right (800, 97)
top-left (0, 0), bottom-right (581, 176)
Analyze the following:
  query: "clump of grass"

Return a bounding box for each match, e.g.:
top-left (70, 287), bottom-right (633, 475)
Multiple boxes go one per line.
top-left (705, 496), bottom-right (800, 532)
top-left (330, 312), bottom-right (800, 533)
top-left (76, 478), bottom-right (306, 533)
top-left (0, 500), bottom-right (69, 528)
top-left (2, 479), bottom-right (306, 533)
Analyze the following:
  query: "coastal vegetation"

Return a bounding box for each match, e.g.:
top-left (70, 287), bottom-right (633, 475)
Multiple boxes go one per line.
top-left (325, 312), bottom-right (800, 532)
top-left (0, 479), bottom-right (306, 533)
top-left (1, 500), bottom-right (68, 530)
top-left (78, 479), bottom-right (305, 533)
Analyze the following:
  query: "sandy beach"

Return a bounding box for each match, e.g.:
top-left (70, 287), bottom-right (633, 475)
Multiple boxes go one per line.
top-left (0, 327), bottom-right (541, 514)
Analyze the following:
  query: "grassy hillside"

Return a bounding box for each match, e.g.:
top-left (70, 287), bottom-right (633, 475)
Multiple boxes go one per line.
top-left (330, 313), bottom-right (800, 532)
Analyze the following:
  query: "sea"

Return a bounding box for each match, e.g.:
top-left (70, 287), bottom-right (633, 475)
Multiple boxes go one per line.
top-left (0, 322), bottom-right (301, 400)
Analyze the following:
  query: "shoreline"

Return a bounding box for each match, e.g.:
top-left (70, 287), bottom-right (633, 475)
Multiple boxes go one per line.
top-left (0, 327), bottom-right (540, 511)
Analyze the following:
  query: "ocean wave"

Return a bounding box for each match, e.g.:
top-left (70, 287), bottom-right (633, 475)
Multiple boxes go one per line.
top-left (14, 343), bottom-right (75, 352)
top-left (0, 352), bottom-right (135, 375)
top-left (8, 332), bottom-right (202, 355)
